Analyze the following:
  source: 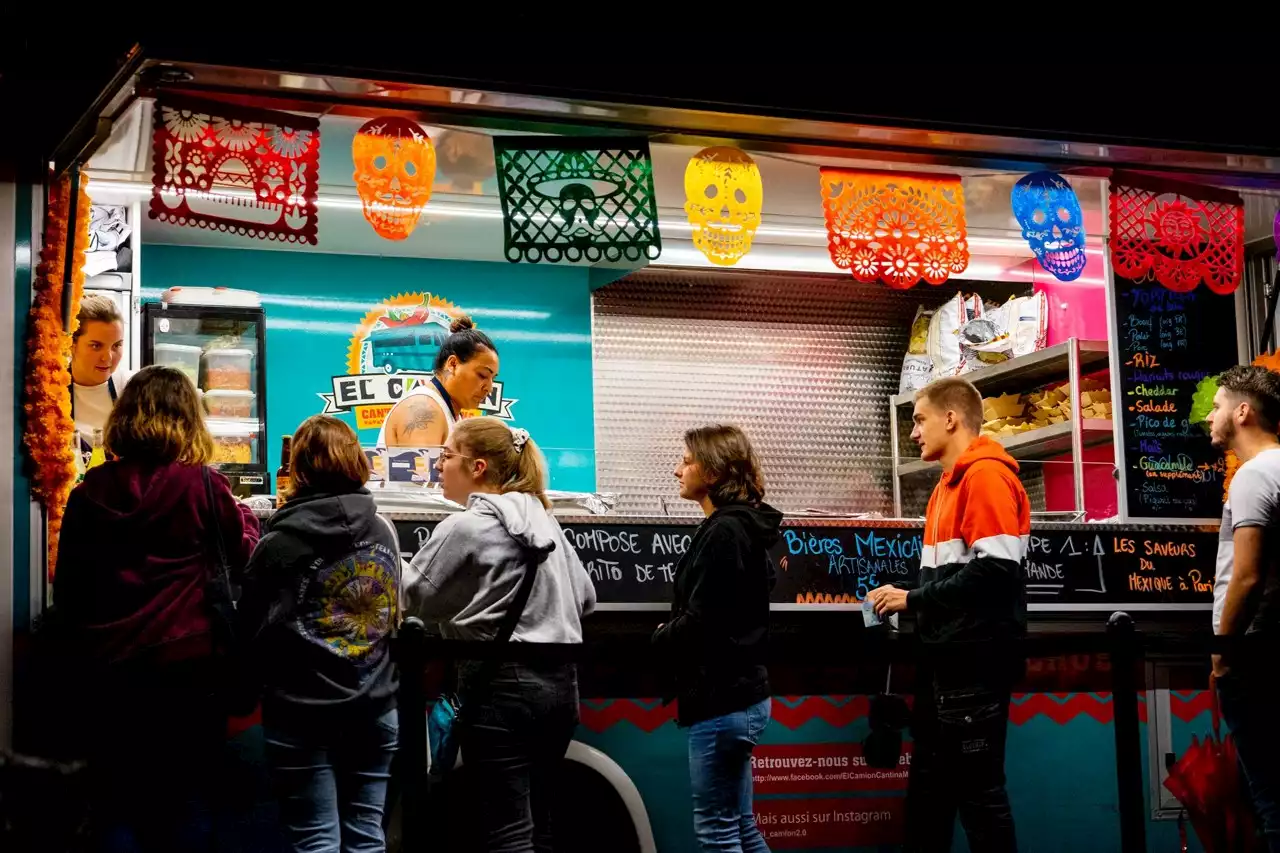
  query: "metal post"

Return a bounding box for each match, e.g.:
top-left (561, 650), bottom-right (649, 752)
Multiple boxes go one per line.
top-left (890, 398), bottom-right (902, 516)
top-left (398, 617), bottom-right (429, 852)
top-left (1067, 337), bottom-right (1084, 517)
top-left (1107, 611), bottom-right (1146, 853)
top-left (60, 169), bottom-right (81, 333)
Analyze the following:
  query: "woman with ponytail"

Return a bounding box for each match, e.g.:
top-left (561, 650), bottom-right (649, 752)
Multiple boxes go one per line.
top-left (405, 418), bottom-right (595, 852)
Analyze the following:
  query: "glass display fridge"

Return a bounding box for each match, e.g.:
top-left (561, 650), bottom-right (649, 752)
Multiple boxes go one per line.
top-left (142, 296), bottom-right (269, 496)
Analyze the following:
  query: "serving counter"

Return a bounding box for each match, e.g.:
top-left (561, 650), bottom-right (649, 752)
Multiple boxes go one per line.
top-left (253, 505), bottom-right (1217, 618)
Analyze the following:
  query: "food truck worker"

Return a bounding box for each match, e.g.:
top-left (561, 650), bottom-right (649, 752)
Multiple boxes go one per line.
top-left (868, 377), bottom-right (1028, 853)
top-left (70, 294), bottom-right (132, 451)
top-left (376, 315), bottom-right (498, 447)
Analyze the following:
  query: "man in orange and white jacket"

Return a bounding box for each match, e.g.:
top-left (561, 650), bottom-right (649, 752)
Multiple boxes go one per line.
top-left (869, 377), bottom-right (1028, 853)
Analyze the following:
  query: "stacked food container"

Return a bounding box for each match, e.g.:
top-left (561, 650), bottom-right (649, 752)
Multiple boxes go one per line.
top-left (142, 288), bottom-right (269, 496)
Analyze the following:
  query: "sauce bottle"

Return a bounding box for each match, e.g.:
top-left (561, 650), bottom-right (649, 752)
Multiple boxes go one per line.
top-left (87, 429), bottom-right (106, 472)
top-left (276, 435), bottom-right (292, 508)
top-left (72, 430), bottom-right (86, 484)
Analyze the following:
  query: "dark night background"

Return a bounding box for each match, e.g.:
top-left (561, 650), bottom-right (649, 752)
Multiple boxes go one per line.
top-left (3, 30), bottom-right (1278, 181)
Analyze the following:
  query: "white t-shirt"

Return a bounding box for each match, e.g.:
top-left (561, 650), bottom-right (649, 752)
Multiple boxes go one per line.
top-left (1214, 446), bottom-right (1280, 634)
top-left (72, 368), bottom-right (132, 440)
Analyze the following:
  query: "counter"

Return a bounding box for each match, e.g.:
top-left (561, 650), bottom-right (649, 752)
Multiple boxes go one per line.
top-left (253, 506), bottom-right (1216, 615)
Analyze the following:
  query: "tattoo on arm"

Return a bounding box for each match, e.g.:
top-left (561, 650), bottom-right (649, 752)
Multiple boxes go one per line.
top-left (393, 398), bottom-right (439, 443)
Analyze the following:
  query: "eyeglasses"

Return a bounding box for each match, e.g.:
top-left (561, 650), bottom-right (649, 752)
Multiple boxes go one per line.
top-left (437, 449), bottom-right (473, 463)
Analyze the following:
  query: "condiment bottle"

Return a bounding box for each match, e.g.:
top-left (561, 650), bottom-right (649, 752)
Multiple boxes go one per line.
top-left (72, 430), bottom-right (86, 484)
top-left (276, 435), bottom-right (292, 508)
top-left (86, 429), bottom-right (106, 471)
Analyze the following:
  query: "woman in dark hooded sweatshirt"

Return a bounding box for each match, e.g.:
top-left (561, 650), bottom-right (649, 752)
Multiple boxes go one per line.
top-left (654, 424), bottom-right (781, 853)
top-left (238, 415), bottom-right (401, 853)
top-left (54, 364), bottom-right (260, 852)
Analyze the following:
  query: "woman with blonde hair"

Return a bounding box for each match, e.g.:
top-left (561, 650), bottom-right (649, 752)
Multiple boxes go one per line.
top-left (405, 417), bottom-right (596, 853)
top-left (69, 294), bottom-right (131, 456)
top-left (55, 364), bottom-right (260, 852)
top-left (239, 414), bottom-right (402, 853)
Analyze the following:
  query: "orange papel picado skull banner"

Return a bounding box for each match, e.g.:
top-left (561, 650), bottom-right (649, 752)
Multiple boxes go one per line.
top-left (352, 117), bottom-right (437, 240)
top-left (820, 168), bottom-right (969, 288)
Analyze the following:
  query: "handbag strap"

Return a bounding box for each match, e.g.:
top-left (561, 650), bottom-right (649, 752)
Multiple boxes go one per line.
top-left (201, 466), bottom-right (231, 581)
top-left (494, 546), bottom-right (542, 646)
top-left (464, 546), bottom-right (545, 695)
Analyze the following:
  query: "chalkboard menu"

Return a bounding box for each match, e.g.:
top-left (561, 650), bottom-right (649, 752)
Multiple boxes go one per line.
top-left (1113, 276), bottom-right (1238, 521)
top-left (391, 518), bottom-right (1215, 611)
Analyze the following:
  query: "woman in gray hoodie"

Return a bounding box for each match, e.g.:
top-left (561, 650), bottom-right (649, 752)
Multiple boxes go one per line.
top-left (404, 417), bottom-right (596, 853)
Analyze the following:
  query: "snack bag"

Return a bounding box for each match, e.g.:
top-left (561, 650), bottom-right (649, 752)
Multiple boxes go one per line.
top-left (927, 293), bottom-right (975, 379)
top-left (899, 305), bottom-right (936, 394)
top-left (960, 301), bottom-right (1014, 372)
top-left (1007, 291), bottom-right (1049, 356)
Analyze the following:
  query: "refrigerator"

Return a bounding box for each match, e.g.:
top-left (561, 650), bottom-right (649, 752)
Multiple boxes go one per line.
top-left (142, 301), bottom-right (269, 496)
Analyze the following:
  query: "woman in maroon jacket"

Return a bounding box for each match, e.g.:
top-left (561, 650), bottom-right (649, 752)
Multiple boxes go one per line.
top-left (54, 364), bottom-right (260, 853)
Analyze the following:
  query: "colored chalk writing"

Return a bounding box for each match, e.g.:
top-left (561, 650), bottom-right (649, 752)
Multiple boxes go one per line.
top-left (392, 520), bottom-right (1214, 608)
top-left (1113, 276), bottom-right (1237, 519)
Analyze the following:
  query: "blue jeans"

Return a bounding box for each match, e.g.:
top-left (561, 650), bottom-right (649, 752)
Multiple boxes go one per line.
top-left (1219, 671), bottom-right (1280, 852)
top-left (688, 698), bottom-right (772, 853)
top-left (265, 707), bottom-right (398, 853)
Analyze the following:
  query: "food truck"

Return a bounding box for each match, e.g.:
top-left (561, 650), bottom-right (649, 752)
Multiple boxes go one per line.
top-left (5, 50), bottom-right (1280, 852)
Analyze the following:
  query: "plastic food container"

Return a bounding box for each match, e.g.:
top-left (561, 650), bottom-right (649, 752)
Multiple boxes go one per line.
top-left (211, 435), bottom-right (255, 465)
top-left (203, 348), bottom-right (254, 391)
top-left (153, 343), bottom-right (202, 386)
top-left (204, 389), bottom-right (256, 419)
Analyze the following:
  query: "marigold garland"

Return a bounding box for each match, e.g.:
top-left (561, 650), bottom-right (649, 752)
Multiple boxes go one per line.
top-left (1221, 350), bottom-right (1280, 501)
top-left (23, 174), bottom-right (90, 576)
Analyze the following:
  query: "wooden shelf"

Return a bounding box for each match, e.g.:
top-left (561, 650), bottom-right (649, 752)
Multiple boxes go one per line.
top-left (897, 419), bottom-right (1114, 476)
top-left (891, 339), bottom-right (1110, 409)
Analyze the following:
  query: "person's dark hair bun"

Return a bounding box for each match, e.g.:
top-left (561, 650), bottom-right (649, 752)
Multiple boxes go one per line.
top-left (434, 315), bottom-right (498, 374)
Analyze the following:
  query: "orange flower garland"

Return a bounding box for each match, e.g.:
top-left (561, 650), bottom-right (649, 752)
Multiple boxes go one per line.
top-left (23, 174), bottom-right (90, 575)
top-left (1221, 350), bottom-right (1280, 501)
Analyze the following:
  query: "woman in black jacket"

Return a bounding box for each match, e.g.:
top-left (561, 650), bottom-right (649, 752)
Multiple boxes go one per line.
top-left (653, 425), bottom-right (781, 853)
top-left (238, 415), bottom-right (401, 853)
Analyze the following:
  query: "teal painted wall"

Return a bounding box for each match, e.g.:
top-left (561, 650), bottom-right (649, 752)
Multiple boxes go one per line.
top-left (143, 246), bottom-right (597, 491)
top-left (575, 695), bottom-right (1213, 853)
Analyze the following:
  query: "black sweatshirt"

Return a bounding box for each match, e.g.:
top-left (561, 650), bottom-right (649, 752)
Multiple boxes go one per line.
top-left (238, 488), bottom-right (401, 721)
top-left (653, 501), bottom-right (781, 726)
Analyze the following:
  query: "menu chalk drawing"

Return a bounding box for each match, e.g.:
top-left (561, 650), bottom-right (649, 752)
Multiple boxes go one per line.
top-left (1112, 276), bottom-right (1237, 521)
top-left (394, 519), bottom-right (1214, 609)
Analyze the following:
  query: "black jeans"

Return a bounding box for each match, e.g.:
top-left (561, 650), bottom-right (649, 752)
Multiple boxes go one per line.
top-left (456, 662), bottom-right (579, 853)
top-left (905, 670), bottom-right (1017, 853)
top-left (1218, 667), bottom-right (1280, 852)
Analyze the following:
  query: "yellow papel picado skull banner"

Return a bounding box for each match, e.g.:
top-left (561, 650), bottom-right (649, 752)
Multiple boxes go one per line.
top-left (684, 147), bottom-right (763, 266)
